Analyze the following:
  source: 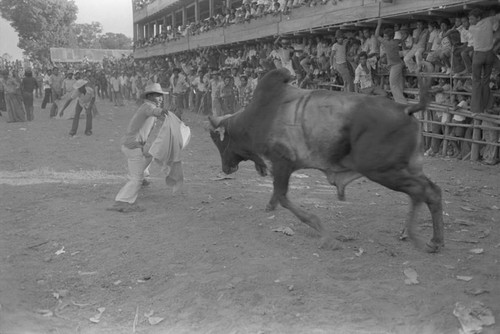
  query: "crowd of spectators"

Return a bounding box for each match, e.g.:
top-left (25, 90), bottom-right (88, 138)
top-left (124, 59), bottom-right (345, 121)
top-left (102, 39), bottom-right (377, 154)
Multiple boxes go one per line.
top-left (133, 7), bottom-right (500, 165)
top-left (133, 0), bottom-right (156, 11)
top-left (133, 0), bottom-right (340, 49)
top-left (2, 7), bottom-right (499, 165)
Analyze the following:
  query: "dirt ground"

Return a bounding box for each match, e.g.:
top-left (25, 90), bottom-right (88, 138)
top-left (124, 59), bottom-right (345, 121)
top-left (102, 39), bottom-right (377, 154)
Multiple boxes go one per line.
top-left (0, 96), bottom-right (499, 334)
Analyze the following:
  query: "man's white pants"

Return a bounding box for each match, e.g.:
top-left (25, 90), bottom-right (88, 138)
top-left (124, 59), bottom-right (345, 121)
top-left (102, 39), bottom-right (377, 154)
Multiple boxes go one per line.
top-left (115, 146), bottom-right (148, 204)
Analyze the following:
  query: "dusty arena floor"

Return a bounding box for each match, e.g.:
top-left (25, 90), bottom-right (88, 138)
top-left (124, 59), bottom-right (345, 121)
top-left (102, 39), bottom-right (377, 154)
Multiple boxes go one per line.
top-left (0, 97), bottom-right (499, 334)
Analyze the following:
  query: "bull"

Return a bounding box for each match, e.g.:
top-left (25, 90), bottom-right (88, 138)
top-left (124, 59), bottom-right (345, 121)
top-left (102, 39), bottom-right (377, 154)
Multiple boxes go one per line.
top-left (208, 69), bottom-right (443, 252)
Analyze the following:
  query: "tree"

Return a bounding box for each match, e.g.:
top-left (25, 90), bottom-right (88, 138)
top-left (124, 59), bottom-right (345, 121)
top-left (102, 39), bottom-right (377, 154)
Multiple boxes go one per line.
top-left (73, 22), bottom-right (103, 49)
top-left (0, 0), bottom-right (78, 65)
top-left (99, 33), bottom-right (133, 50)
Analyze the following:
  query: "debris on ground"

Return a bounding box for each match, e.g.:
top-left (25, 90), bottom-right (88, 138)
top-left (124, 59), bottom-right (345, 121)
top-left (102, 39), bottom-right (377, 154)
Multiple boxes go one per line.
top-left (272, 226), bottom-right (294, 236)
top-left (354, 248), bottom-right (364, 257)
top-left (403, 268), bottom-right (419, 285)
top-left (144, 310), bottom-right (165, 325)
top-left (464, 288), bottom-right (489, 296)
top-left (453, 301), bottom-right (495, 334)
top-left (55, 246), bottom-right (65, 255)
top-left (89, 307), bottom-right (105, 323)
top-left (456, 276), bottom-right (473, 282)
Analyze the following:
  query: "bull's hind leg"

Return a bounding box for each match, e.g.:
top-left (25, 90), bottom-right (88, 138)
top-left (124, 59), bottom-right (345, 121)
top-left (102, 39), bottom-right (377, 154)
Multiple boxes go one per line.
top-left (365, 170), bottom-right (444, 253)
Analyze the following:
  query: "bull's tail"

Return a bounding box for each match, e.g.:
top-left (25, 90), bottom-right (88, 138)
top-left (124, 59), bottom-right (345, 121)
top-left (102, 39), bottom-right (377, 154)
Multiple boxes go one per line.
top-left (404, 76), bottom-right (431, 116)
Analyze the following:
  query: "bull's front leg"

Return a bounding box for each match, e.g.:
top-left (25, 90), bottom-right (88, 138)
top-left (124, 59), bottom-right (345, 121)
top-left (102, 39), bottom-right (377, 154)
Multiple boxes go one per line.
top-left (268, 162), bottom-right (331, 242)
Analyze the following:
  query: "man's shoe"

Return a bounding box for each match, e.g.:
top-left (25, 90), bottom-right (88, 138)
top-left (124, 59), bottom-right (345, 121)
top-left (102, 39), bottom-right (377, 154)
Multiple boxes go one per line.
top-left (85, 131), bottom-right (92, 136)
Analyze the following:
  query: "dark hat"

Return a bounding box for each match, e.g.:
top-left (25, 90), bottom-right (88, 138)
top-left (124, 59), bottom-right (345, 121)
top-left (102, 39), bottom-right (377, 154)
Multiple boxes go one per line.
top-left (172, 67), bottom-right (182, 73)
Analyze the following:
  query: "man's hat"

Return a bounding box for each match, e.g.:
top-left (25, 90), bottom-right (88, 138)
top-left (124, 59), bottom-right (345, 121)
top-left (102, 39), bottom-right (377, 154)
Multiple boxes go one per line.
top-left (172, 67), bottom-right (182, 73)
top-left (73, 79), bottom-right (88, 90)
top-left (141, 83), bottom-right (168, 98)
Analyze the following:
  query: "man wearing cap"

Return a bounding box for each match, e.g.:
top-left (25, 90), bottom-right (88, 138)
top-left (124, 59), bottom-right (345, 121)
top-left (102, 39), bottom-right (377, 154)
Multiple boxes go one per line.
top-left (59, 79), bottom-right (95, 136)
top-left (109, 83), bottom-right (168, 212)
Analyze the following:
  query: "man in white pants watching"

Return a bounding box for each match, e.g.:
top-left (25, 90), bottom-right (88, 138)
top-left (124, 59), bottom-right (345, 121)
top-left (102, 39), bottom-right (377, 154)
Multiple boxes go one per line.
top-left (109, 83), bottom-right (168, 212)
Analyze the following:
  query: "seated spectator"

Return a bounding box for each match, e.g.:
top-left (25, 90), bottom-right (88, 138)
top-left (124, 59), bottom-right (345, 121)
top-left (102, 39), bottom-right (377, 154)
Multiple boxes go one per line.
top-left (399, 27), bottom-right (413, 58)
top-left (424, 19), bottom-right (452, 73)
top-left (404, 20), bottom-right (429, 73)
top-left (354, 51), bottom-right (387, 96)
top-left (454, 16), bottom-right (474, 77)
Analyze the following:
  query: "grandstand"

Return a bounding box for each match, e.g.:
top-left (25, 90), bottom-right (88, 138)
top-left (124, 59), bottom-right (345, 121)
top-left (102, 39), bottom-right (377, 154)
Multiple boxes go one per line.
top-left (132, 0), bottom-right (496, 59)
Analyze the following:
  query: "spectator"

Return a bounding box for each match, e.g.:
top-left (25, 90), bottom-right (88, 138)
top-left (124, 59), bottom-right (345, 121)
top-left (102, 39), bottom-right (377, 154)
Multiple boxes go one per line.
top-left (468, 8), bottom-right (500, 165)
top-left (20, 68), bottom-right (38, 121)
top-left (41, 69), bottom-right (52, 110)
top-left (110, 72), bottom-right (124, 106)
top-left (218, 75), bottom-right (237, 115)
top-left (375, 18), bottom-right (407, 103)
top-left (404, 20), bottom-right (429, 73)
top-left (424, 19), bottom-right (452, 73)
top-left (1, 69), bottom-right (26, 122)
top-left (237, 74), bottom-right (254, 108)
top-left (49, 67), bottom-right (64, 118)
top-left (209, 70), bottom-right (223, 116)
top-left (454, 16), bottom-right (474, 77)
top-left (60, 79), bottom-right (95, 137)
top-left (330, 30), bottom-right (354, 92)
top-left (354, 51), bottom-right (387, 97)
top-left (425, 77), bottom-right (452, 157)
top-left (448, 94), bottom-right (471, 158)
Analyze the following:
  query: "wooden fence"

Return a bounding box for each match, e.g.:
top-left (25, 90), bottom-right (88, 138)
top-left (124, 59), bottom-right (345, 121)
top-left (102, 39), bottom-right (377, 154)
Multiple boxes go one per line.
top-left (316, 73), bottom-right (500, 162)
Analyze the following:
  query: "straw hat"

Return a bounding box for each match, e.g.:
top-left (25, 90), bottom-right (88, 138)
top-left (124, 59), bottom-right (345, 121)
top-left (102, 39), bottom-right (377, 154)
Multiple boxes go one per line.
top-left (73, 79), bottom-right (88, 89)
top-left (141, 83), bottom-right (168, 98)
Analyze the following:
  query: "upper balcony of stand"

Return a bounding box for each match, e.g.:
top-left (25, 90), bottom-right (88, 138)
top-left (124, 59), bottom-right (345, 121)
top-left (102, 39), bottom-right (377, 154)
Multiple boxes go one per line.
top-left (133, 0), bottom-right (496, 59)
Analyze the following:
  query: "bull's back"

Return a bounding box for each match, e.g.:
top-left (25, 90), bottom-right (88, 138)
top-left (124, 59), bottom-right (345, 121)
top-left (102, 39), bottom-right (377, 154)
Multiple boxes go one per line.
top-left (265, 90), bottom-right (420, 170)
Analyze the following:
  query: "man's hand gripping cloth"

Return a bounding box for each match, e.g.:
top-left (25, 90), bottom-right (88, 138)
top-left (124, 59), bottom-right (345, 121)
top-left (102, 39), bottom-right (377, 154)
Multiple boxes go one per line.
top-left (149, 111), bottom-right (191, 193)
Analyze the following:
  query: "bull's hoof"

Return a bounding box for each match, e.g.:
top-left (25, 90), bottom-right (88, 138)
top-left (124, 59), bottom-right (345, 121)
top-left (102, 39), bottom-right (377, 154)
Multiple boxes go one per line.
top-left (319, 235), bottom-right (343, 251)
top-left (425, 241), bottom-right (444, 253)
top-left (265, 203), bottom-right (277, 212)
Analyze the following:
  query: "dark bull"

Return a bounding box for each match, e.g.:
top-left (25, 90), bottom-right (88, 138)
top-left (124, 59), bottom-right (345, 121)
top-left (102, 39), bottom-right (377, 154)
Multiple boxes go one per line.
top-left (209, 69), bottom-right (444, 252)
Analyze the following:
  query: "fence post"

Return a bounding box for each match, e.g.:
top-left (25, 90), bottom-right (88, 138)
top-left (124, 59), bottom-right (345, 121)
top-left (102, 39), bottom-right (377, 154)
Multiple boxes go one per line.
top-left (471, 119), bottom-right (481, 161)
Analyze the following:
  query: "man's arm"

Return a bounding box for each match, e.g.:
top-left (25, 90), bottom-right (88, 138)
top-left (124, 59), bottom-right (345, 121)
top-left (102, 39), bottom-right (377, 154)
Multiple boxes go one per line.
top-left (375, 18), bottom-right (384, 43)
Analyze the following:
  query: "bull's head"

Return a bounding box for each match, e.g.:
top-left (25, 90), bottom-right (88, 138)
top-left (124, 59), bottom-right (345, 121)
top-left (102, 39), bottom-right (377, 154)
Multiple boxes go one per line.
top-left (208, 115), bottom-right (244, 175)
